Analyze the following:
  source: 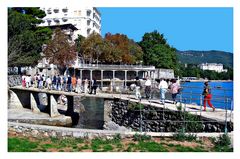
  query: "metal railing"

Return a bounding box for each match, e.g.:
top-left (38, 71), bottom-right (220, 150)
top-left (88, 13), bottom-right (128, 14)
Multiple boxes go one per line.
top-left (109, 83), bottom-right (233, 134)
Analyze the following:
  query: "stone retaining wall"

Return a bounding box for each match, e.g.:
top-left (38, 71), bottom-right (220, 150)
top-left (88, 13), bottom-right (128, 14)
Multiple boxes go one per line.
top-left (8, 75), bottom-right (21, 87)
top-left (107, 99), bottom-right (233, 133)
top-left (8, 122), bottom-right (230, 139)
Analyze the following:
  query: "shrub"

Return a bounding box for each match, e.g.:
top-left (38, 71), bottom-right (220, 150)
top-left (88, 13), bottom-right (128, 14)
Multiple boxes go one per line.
top-left (213, 134), bottom-right (233, 152)
top-left (128, 102), bottom-right (144, 111)
top-left (173, 129), bottom-right (197, 142)
top-left (133, 133), bottom-right (151, 142)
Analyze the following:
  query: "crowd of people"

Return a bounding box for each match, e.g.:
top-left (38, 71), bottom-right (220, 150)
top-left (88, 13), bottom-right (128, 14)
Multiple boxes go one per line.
top-left (134, 76), bottom-right (181, 104)
top-left (134, 77), bottom-right (215, 111)
top-left (21, 74), bottom-right (215, 111)
top-left (21, 74), bottom-right (98, 94)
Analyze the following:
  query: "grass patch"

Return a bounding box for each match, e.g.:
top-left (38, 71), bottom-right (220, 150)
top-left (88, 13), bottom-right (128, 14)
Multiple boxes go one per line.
top-left (175, 145), bottom-right (206, 152)
top-left (8, 133), bottom-right (230, 152)
top-left (8, 137), bottom-right (39, 152)
top-left (133, 133), bottom-right (151, 142)
top-left (102, 144), bottom-right (114, 152)
top-left (135, 141), bottom-right (168, 152)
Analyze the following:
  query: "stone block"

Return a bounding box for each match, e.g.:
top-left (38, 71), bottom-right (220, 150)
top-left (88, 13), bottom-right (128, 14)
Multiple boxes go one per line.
top-left (8, 90), bottom-right (23, 109)
top-left (30, 93), bottom-right (40, 113)
top-left (50, 95), bottom-right (61, 117)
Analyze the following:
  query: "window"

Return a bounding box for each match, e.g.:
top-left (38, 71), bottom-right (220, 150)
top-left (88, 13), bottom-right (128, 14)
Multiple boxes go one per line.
top-left (87, 20), bottom-right (90, 26)
top-left (87, 10), bottom-right (91, 16)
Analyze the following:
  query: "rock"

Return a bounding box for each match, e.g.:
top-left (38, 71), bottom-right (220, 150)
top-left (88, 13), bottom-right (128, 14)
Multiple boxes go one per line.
top-left (212, 125), bottom-right (218, 132)
top-left (43, 132), bottom-right (49, 137)
top-left (32, 130), bottom-right (39, 137)
top-left (50, 131), bottom-right (57, 137)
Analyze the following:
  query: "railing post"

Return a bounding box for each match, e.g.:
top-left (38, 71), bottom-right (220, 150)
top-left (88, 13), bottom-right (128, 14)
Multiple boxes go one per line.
top-left (224, 98), bottom-right (228, 134)
top-left (139, 100), bottom-right (142, 132)
top-left (200, 95), bottom-right (203, 117)
top-left (183, 98), bottom-right (186, 133)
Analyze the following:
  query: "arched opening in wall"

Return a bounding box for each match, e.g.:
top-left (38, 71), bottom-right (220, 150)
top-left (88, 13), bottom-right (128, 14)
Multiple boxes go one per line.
top-left (57, 94), bottom-right (68, 114)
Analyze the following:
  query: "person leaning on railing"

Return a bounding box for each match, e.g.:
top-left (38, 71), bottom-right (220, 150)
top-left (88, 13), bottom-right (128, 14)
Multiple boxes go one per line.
top-left (202, 81), bottom-right (215, 112)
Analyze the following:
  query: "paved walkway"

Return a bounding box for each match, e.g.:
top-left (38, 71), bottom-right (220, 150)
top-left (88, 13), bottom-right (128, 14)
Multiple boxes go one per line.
top-left (10, 86), bottom-right (233, 122)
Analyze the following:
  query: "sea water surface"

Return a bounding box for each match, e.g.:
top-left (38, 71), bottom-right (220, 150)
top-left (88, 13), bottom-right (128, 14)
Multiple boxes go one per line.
top-left (180, 81), bottom-right (233, 110)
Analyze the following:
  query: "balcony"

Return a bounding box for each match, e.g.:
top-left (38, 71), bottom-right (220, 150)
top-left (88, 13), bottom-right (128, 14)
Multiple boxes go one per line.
top-left (53, 8), bottom-right (59, 13)
top-left (87, 20), bottom-right (91, 26)
top-left (47, 9), bottom-right (52, 14)
top-left (86, 9), bottom-right (91, 16)
top-left (62, 8), bottom-right (68, 13)
top-left (53, 18), bottom-right (60, 23)
top-left (62, 17), bottom-right (68, 22)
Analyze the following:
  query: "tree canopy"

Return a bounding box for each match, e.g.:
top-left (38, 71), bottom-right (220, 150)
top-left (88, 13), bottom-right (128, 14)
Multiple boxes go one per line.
top-left (139, 30), bottom-right (177, 69)
top-left (43, 28), bottom-right (76, 72)
top-left (78, 32), bottom-right (143, 64)
top-left (8, 7), bottom-right (52, 67)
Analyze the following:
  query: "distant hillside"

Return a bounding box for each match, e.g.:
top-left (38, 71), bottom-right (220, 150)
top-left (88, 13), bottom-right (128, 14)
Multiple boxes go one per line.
top-left (176, 50), bottom-right (233, 68)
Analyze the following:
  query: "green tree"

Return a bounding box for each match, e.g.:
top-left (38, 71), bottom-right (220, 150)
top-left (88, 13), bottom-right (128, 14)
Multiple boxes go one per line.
top-left (8, 7), bottom-right (52, 68)
top-left (43, 28), bottom-right (76, 74)
top-left (74, 34), bottom-right (85, 54)
top-left (139, 30), bottom-right (177, 69)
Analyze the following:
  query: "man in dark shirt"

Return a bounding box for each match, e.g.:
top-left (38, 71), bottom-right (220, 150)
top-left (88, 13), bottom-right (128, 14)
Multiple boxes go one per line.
top-left (67, 75), bottom-right (72, 92)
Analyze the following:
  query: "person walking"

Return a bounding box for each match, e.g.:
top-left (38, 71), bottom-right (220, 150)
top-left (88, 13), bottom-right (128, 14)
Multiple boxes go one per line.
top-left (34, 74), bottom-right (38, 88)
top-left (22, 74), bottom-right (26, 87)
top-left (84, 78), bottom-right (89, 94)
top-left (169, 79), bottom-right (180, 104)
top-left (67, 75), bottom-right (72, 92)
top-left (144, 76), bottom-right (151, 99)
top-left (76, 77), bottom-right (82, 93)
top-left (72, 75), bottom-right (77, 92)
top-left (25, 75), bottom-right (31, 88)
top-left (135, 76), bottom-right (142, 100)
top-left (90, 78), bottom-right (98, 95)
top-left (202, 81), bottom-right (215, 111)
top-left (159, 78), bottom-right (168, 104)
top-left (42, 74), bottom-right (46, 89)
top-left (63, 75), bottom-right (67, 91)
top-left (46, 76), bottom-right (52, 90)
top-left (56, 75), bottom-right (61, 90)
top-left (39, 74), bottom-right (43, 89)
top-left (52, 74), bottom-right (57, 90)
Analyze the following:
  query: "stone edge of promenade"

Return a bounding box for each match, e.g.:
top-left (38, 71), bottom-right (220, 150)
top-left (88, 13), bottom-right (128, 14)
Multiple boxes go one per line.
top-left (8, 122), bottom-right (232, 139)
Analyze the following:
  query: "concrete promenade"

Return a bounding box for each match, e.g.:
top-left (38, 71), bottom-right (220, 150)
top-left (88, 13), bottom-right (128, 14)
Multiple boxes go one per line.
top-left (9, 86), bottom-right (233, 122)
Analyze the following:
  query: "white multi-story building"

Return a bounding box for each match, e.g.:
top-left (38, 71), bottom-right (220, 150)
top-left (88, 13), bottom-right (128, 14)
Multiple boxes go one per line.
top-left (199, 63), bottom-right (228, 73)
top-left (39, 7), bottom-right (101, 39)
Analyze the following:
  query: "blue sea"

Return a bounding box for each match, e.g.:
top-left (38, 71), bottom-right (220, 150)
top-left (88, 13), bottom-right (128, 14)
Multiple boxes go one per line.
top-left (180, 81), bottom-right (233, 110)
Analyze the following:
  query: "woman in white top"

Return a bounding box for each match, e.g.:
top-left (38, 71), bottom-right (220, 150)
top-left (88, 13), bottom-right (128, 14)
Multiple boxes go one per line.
top-left (159, 78), bottom-right (168, 104)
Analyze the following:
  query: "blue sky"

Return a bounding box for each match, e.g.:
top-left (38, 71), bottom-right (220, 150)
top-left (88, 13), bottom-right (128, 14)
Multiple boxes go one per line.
top-left (98, 7), bottom-right (233, 53)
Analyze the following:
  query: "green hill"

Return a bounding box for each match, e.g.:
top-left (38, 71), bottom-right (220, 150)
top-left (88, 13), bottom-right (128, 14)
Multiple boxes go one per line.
top-left (176, 50), bottom-right (233, 68)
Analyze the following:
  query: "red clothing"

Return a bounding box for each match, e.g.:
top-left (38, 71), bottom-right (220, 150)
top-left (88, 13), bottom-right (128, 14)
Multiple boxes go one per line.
top-left (72, 77), bottom-right (76, 86)
top-left (204, 94), bottom-right (213, 109)
top-left (22, 79), bottom-right (26, 87)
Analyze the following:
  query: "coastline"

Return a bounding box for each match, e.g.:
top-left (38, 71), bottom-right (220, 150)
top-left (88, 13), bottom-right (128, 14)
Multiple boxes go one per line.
top-left (181, 80), bottom-right (233, 82)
